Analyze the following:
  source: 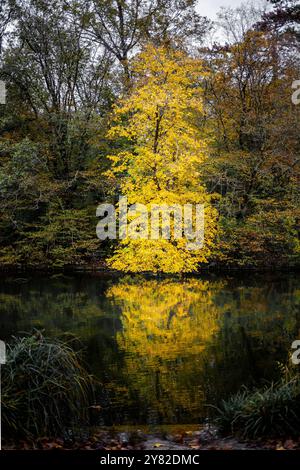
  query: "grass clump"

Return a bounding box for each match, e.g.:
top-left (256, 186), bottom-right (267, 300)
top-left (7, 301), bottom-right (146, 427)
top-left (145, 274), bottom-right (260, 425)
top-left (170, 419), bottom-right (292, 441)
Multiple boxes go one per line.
top-left (1, 332), bottom-right (95, 438)
top-left (214, 366), bottom-right (300, 439)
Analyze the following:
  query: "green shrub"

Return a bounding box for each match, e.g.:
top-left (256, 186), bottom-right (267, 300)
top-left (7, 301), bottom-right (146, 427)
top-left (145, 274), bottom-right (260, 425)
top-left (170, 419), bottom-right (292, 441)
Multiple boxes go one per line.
top-left (214, 367), bottom-right (300, 439)
top-left (1, 333), bottom-right (95, 438)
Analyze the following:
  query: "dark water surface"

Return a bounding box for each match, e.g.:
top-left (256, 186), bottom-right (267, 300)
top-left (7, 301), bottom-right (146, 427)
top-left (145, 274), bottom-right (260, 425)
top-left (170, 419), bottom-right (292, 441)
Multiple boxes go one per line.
top-left (0, 272), bottom-right (299, 427)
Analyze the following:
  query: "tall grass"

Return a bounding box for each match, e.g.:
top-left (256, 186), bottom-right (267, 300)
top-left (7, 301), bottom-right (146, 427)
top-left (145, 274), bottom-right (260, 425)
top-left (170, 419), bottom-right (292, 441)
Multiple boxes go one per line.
top-left (214, 366), bottom-right (300, 439)
top-left (1, 333), bottom-right (95, 438)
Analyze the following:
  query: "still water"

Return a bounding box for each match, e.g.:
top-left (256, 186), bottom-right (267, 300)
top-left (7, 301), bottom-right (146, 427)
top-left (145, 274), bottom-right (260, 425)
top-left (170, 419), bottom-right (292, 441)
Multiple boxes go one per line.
top-left (0, 272), bottom-right (299, 426)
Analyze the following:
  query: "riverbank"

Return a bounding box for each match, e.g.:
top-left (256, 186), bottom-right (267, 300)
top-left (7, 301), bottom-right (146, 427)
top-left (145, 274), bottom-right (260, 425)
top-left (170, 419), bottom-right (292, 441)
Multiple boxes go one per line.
top-left (0, 262), bottom-right (299, 276)
top-left (3, 426), bottom-right (300, 451)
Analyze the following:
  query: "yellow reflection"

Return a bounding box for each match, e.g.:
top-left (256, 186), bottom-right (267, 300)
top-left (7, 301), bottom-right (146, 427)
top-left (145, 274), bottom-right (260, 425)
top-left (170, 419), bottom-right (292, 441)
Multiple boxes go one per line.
top-left (107, 279), bottom-right (223, 420)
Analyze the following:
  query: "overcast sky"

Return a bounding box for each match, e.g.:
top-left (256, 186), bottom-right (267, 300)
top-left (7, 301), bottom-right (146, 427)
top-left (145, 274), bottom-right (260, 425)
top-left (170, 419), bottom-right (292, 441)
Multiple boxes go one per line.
top-left (196, 0), bottom-right (246, 19)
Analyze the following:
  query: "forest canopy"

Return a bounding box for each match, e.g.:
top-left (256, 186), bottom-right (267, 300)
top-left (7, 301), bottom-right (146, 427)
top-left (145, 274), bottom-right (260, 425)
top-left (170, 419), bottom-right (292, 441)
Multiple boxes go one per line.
top-left (0, 0), bottom-right (299, 272)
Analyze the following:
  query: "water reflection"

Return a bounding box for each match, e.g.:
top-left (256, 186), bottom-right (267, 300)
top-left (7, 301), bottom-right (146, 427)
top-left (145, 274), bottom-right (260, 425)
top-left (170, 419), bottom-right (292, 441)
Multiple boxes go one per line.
top-left (0, 273), bottom-right (299, 426)
top-left (108, 279), bottom-right (222, 423)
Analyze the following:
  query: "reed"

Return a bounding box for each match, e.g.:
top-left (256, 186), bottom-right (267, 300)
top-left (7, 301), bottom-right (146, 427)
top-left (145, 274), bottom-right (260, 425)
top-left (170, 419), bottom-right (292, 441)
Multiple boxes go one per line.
top-left (1, 332), bottom-right (94, 438)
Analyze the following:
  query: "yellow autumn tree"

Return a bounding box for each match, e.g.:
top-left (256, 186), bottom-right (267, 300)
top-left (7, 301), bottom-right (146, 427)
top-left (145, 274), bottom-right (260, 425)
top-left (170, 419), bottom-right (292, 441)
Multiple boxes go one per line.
top-left (106, 45), bottom-right (217, 273)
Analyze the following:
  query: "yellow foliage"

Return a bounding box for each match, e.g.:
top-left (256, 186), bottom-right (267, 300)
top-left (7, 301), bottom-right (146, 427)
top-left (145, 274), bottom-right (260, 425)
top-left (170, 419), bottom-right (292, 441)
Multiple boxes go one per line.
top-left (106, 44), bottom-right (217, 273)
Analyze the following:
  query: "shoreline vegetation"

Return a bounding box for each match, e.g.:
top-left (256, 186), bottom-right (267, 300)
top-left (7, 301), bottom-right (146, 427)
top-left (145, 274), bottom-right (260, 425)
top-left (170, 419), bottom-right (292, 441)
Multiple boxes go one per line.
top-left (2, 334), bottom-right (94, 439)
top-left (1, 256), bottom-right (300, 271)
top-left (2, 333), bottom-right (300, 450)
top-left (214, 367), bottom-right (300, 440)
top-left (0, 264), bottom-right (300, 275)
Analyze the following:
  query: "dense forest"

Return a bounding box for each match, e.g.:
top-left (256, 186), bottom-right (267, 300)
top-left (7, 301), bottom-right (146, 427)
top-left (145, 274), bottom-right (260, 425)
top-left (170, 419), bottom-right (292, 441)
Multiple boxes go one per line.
top-left (0, 0), bottom-right (299, 272)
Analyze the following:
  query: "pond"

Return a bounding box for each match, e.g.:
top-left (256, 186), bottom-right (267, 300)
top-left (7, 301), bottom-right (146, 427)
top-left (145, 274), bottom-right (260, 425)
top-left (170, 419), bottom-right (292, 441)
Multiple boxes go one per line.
top-left (0, 272), bottom-right (299, 428)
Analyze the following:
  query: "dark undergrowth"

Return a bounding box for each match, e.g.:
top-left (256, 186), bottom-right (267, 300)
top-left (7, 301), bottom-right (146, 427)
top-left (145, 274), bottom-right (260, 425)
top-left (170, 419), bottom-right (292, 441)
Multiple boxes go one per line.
top-left (1, 332), bottom-right (95, 439)
top-left (213, 365), bottom-right (300, 439)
